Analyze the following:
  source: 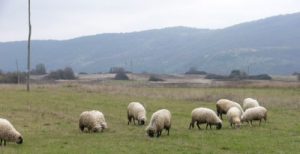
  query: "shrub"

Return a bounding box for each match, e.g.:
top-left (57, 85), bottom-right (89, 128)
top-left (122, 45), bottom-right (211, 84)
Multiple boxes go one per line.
top-left (45, 67), bottom-right (76, 80)
top-left (185, 67), bottom-right (207, 75)
top-left (229, 70), bottom-right (247, 80)
top-left (114, 72), bottom-right (129, 80)
top-left (0, 72), bottom-right (26, 83)
top-left (79, 72), bottom-right (88, 75)
top-left (248, 74), bottom-right (272, 80)
top-left (205, 74), bottom-right (228, 80)
top-left (31, 63), bottom-right (47, 75)
top-left (149, 75), bottom-right (164, 81)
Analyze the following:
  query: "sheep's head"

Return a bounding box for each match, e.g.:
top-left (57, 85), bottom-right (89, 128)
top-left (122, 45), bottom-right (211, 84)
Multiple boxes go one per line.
top-left (101, 122), bottom-right (108, 129)
top-left (92, 125), bottom-right (102, 132)
top-left (216, 123), bottom-right (222, 130)
top-left (139, 118), bottom-right (146, 125)
top-left (16, 136), bottom-right (23, 144)
top-left (146, 128), bottom-right (155, 137)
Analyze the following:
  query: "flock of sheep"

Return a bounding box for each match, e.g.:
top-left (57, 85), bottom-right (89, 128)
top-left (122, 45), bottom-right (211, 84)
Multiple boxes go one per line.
top-left (78, 97), bottom-right (267, 138)
top-left (0, 97), bottom-right (267, 146)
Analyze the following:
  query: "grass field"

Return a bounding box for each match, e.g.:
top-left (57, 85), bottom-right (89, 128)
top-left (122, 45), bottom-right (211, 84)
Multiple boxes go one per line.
top-left (0, 82), bottom-right (299, 153)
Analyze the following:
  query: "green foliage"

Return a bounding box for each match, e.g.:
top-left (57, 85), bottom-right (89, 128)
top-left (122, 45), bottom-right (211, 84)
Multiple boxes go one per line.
top-left (148, 75), bottom-right (164, 81)
top-left (229, 70), bottom-right (247, 80)
top-left (46, 67), bottom-right (76, 80)
top-left (114, 72), bottom-right (129, 80)
top-left (185, 67), bottom-right (207, 75)
top-left (0, 84), bottom-right (299, 153)
top-left (206, 70), bottom-right (272, 80)
top-left (0, 72), bottom-right (26, 83)
top-left (31, 63), bottom-right (47, 75)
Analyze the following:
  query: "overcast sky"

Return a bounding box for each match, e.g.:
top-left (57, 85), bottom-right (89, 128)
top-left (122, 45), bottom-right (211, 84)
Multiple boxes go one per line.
top-left (0, 0), bottom-right (300, 42)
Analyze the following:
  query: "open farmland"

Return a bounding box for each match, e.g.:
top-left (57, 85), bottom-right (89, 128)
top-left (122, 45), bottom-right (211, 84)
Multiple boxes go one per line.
top-left (0, 81), bottom-right (299, 153)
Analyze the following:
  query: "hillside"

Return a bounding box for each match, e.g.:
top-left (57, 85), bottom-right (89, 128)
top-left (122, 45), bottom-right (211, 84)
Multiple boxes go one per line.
top-left (1, 13), bottom-right (300, 75)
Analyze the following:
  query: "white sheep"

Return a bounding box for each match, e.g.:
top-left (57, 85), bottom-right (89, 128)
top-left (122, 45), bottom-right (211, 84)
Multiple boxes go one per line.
top-left (227, 107), bottom-right (243, 128)
top-left (127, 102), bottom-right (147, 125)
top-left (189, 107), bottom-right (222, 130)
top-left (146, 109), bottom-right (171, 137)
top-left (0, 118), bottom-right (23, 146)
top-left (79, 110), bottom-right (107, 133)
top-left (216, 99), bottom-right (243, 119)
top-left (241, 106), bottom-right (267, 126)
top-left (243, 98), bottom-right (260, 111)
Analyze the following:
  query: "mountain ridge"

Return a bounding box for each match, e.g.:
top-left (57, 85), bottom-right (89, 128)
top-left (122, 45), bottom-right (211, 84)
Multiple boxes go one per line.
top-left (1, 12), bottom-right (300, 75)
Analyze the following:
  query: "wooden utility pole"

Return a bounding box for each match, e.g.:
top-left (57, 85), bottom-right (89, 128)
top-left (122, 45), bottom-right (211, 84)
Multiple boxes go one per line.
top-left (27, 0), bottom-right (31, 91)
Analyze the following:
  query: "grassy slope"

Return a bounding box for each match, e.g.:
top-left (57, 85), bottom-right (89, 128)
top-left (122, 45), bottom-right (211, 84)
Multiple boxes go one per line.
top-left (0, 83), bottom-right (299, 153)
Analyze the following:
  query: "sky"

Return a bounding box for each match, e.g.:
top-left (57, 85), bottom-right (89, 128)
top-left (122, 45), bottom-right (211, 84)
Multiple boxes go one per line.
top-left (0, 0), bottom-right (300, 42)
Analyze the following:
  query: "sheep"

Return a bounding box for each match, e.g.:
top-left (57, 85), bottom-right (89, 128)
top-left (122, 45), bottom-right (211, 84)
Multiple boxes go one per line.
top-left (79, 110), bottom-right (107, 133)
top-left (189, 107), bottom-right (222, 130)
top-left (241, 106), bottom-right (267, 126)
top-left (243, 98), bottom-right (260, 111)
top-left (0, 118), bottom-right (23, 146)
top-left (227, 107), bottom-right (243, 128)
top-left (127, 102), bottom-right (147, 125)
top-left (146, 109), bottom-right (171, 138)
top-left (216, 99), bottom-right (243, 119)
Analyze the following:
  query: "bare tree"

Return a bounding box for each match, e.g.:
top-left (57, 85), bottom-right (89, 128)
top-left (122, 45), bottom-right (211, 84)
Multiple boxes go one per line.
top-left (27, 0), bottom-right (32, 91)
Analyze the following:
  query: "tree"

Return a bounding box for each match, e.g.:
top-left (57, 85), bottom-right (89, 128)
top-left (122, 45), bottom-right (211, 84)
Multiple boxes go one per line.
top-left (27, 0), bottom-right (32, 91)
top-left (31, 63), bottom-right (47, 75)
top-left (114, 72), bottom-right (129, 80)
top-left (63, 67), bottom-right (76, 79)
top-left (45, 67), bottom-right (76, 80)
top-left (229, 70), bottom-right (247, 79)
top-left (185, 67), bottom-right (207, 75)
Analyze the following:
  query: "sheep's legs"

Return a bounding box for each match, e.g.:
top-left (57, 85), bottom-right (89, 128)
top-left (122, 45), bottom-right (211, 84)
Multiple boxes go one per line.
top-left (206, 123), bottom-right (212, 130)
top-left (189, 122), bottom-right (194, 129)
top-left (3, 140), bottom-right (5, 146)
top-left (196, 122), bottom-right (201, 130)
top-left (157, 131), bottom-right (161, 138)
top-left (127, 112), bottom-right (131, 125)
top-left (0, 139), bottom-right (2, 146)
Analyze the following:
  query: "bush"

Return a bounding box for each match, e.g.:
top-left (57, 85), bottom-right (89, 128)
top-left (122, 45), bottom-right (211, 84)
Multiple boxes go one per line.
top-left (114, 72), bottom-right (129, 80)
top-left (31, 63), bottom-right (47, 75)
top-left (205, 74), bottom-right (228, 80)
top-left (79, 72), bottom-right (88, 75)
top-left (229, 70), bottom-right (247, 80)
top-left (248, 74), bottom-right (272, 80)
top-left (46, 67), bottom-right (76, 80)
top-left (149, 75), bottom-right (164, 81)
top-left (0, 72), bottom-right (27, 83)
top-left (185, 67), bottom-right (207, 75)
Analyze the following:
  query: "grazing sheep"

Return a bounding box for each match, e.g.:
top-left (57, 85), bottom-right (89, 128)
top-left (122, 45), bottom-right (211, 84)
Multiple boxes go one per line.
top-left (216, 99), bottom-right (243, 119)
top-left (127, 102), bottom-right (147, 125)
top-left (79, 110), bottom-right (107, 133)
top-left (189, 107), bottom-right (222, 130)
top-left (0, 118), bottom-right (23, 146)
top-left (227, 107), bottom-right (243, 128)
top-left (146, 109), bottom-right (171, 138)
top-left (243, 98), bottom-right (260, 111)
top-left (241, 106), bottom-right (267, 126)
